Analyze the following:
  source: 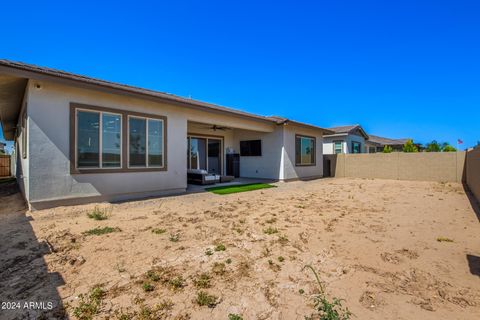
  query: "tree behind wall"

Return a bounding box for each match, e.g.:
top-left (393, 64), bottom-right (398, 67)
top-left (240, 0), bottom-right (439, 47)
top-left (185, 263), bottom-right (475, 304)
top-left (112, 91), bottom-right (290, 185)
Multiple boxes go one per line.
top-left (425, 140), bottom-right (441, 152)
top-left (402, 139), bottom-right (418, 152)
top-left (383, 145), bottom-right (393, 153)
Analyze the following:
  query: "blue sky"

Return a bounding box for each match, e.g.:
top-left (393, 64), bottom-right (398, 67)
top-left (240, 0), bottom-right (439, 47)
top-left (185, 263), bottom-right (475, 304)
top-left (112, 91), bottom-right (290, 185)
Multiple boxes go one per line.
top-left (1, 0), bottom-right (479, 152)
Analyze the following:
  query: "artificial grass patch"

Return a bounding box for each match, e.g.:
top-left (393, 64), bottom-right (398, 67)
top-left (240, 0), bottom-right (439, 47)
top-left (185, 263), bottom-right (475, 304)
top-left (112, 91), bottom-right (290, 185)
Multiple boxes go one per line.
top-left (206, 183), bottom-right (275, 195)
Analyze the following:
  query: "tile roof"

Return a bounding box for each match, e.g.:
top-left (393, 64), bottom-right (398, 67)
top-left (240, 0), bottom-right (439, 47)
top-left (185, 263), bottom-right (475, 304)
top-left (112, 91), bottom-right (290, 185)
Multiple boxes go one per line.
top-left (0, 60), bottom-right (332, 133)
top-left (368, 135), bottom-right (409, 146)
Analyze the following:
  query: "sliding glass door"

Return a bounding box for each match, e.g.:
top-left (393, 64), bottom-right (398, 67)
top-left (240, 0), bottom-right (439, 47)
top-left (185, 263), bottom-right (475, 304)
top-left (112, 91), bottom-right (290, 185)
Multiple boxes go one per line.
top-left (207, 139), bottom-right (221, 174)
top-left (187, 136), bottom-right (222, 174)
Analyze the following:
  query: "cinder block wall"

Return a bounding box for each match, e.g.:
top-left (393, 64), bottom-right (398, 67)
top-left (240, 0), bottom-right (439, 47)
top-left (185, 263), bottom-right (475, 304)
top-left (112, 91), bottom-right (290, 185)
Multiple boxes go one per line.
top-left (466, 147), bottom-right (480, 202)
top-left (324, 152), bottom-right (466, 183)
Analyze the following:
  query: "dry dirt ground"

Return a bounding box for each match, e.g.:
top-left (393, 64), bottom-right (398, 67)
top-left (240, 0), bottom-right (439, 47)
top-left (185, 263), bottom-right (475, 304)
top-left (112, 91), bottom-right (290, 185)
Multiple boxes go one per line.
top-left (1, 178), bottom-right (479, 320)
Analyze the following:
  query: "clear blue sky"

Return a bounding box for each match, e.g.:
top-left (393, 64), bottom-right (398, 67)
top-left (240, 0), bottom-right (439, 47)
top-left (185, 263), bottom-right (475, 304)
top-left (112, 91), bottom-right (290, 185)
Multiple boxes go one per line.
top-left (1, 0), bottom-right (479, 152)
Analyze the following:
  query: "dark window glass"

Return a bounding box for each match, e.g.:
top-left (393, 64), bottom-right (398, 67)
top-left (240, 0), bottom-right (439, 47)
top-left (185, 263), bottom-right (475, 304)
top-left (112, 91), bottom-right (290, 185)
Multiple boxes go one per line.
top-left (352, 141), bottom-right (361, 154)
top-left (295, 136), bottom-right (315, 165)
top-left (77, 111), bottom-right (100, 167)
top-left (148, 119), bottom-right (163, 167)
top-left (129, 117), bottom-right (146, 166)
top-left (240, 140), bottom-right (262, 156)
top-left (334, 141), bottom-right (343, 154)
top-left (102, 113), bottom-right (121, 167)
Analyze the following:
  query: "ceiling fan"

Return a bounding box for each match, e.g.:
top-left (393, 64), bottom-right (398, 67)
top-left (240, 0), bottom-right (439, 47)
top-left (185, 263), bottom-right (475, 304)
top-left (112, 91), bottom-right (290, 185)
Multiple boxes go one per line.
top-left (202, 125), bottom-right (230, 131)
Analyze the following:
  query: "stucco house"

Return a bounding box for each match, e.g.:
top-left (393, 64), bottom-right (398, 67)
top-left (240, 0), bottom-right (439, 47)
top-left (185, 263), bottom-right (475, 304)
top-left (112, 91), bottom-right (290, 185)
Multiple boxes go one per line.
top-left (365, 135), bottom-right (409, 153)
top-left (322, 125), bottom-right (369, 154)
top-left (0, 60), bottom-right (332, 210)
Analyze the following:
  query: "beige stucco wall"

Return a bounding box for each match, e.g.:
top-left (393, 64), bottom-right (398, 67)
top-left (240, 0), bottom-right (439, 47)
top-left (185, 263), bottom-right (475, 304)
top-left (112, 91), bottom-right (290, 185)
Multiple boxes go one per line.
top-left (25, 80), bottom-right (278, 209)
top-left (232, 127), bottom-right (284, 180)
top-left (466, 147), bottom-right (480, 202)
top-left (326, 152), bottom-right (466, 183)
top-left (282, 124), bottom-right (324, 180)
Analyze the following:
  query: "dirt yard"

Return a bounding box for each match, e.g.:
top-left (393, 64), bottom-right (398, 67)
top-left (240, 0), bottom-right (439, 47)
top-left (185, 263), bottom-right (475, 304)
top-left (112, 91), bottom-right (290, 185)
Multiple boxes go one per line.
top-left (1, 178), bottom-right (479, 320)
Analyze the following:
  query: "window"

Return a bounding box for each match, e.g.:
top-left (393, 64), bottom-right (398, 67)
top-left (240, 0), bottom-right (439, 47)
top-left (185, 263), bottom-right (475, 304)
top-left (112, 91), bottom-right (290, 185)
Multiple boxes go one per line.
top-left (76, 110), bottom-right (122, 168)
top-left (369, 147), bottom-right (376, 153)
top-left (351, 141), bottom-right (361, 154)
top-left (295, 135), bottom-right (315, 166)
top-left (128, 116), bottom-right (164, 168)
top-left (334, 141), bottom-right (343, 154)
top-left (240, 140), bottom-right (262, 156)
top-left (71, 103), bottom-right (167, 173)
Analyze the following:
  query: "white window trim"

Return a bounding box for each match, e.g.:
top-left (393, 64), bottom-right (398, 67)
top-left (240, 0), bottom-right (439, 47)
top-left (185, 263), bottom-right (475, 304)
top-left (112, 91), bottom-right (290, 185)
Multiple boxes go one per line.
top-left (75, 108), bottom-right (123, 170)
top-left (334, 141), bottom-right (343, 154)
top-left (127, 115), bottom-right (165, 169)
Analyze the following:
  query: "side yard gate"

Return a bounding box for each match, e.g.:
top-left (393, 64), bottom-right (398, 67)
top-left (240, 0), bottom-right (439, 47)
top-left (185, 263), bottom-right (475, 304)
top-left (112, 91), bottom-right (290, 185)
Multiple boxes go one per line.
top-left (0, 155), bottom-right (11, 177)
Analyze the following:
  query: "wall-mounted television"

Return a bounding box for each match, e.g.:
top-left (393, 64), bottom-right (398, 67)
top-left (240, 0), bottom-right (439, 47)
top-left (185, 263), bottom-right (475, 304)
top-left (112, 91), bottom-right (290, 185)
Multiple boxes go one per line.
top-left (240, 140), bottom-right (262, 156)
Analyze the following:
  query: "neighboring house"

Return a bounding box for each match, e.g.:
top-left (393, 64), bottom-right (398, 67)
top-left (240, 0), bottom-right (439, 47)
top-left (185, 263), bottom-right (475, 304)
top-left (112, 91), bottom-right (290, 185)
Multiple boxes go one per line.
top-left (365, 135), bottom-right (409, 153)
top-left (0, 60), bottom-right (332, 209)
top-left (323, 125), bottom-right (369, 154)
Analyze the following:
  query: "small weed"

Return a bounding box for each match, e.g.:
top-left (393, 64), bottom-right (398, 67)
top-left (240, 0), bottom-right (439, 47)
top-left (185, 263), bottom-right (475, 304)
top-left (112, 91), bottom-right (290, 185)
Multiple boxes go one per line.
top-left (142, 282), bottom-right (154, 292)
top-left (115, 311), bottom-right (134, 320)
top-left (278, 235), bottom-right (289, 245)
top-left (264, 227), bottom-right (278, 235)
top-left (158, 299), bottom-right (174, 311)
top-left (268, 260), bottom-right (281, 272)
top-left (169, 233), bottom-right (180, 242)
top-left (137, 305), bottom-right (159, 320)
top-left (83, 226), bottom-right (121, 236)
top-left (215, 243), bottom-right (226, 251)
top-left (212, 262), bottom-right (226, 275)
top-left (239, 218), bottom-right (246, 224)
top-left (73, 285), bottom-right (105, 320)
top-left (193, 273), bottom-right (211, 288)
top-left (168, 276), bottom-right (186, 290)
top-left (87, 206), bottom-right (110, 220)
top-left (262, 247), bottom-right (271, 257)
top-left (205, 248), bottom-right (213, 256)
top-left (115, 261), bottom-right (126, 273)
top-left (152, 228), bottom-right (166, 234)
top-left (228, 314), bottom-right (244, 320)
top-left (278, 256), bottom-right (285, 262)
top-left (303, 265), bottom-right (351, 320)
top-left (299, 289), bottom-right (305, 294)
top-left (196, 291), bottom-right (219, 308)
top-left (226, 258), bottom-right (232, 264)
top-left (265, 217), bottom-right (277, 224)
top-left (437, 237), bottom-right (454, 243)
top-left (146, 270), bottom-right (161, 282)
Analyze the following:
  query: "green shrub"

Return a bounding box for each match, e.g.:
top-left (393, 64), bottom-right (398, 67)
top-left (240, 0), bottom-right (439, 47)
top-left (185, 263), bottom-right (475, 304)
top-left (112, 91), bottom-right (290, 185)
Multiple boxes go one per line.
top-left (169, 233), bottom-right (180, 242)
top-left (263, 227), bottom-right (278, 235)
top-left (196, 291), bottom-right (219, 308)
top-left (151, 228), bottom-right (166, 234)
top-left (228, 314), bottom-right (244, 320)
top-left (168, 276), bottom-right (186, 290)
top-left (193, 273), bottom-right (211, 288)
top-left (303, 265), bottom-right (351, 320)
top-left (142, 282), bottom-right (154, 292)
top-left (215, 244), bottom-right (226, 251)
top-left (402, 139), bottom-right (418, 152)
top-left (73, 285), bottom-right (105, 320)
top-left (87, 206), bottom-right (109, 220)
top-left (382, 145), bottom-right (393, 153)
top-left (83, 226), bottom-right (121, 236)
top-left (437, 237), bottom-right (454, 242)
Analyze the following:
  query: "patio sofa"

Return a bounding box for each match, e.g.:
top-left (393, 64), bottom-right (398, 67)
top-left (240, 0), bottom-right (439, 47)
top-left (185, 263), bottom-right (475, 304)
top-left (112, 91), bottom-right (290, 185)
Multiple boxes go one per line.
top-left (187, 169), bottom-right (220, 185)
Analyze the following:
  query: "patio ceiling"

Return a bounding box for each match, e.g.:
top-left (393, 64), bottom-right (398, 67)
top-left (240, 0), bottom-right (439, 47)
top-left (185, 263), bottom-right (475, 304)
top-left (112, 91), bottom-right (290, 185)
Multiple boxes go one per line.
top-left (0, 74), bottom-right (27, 140)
